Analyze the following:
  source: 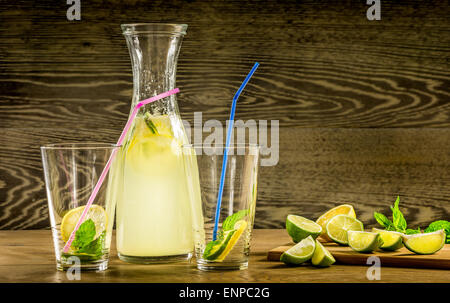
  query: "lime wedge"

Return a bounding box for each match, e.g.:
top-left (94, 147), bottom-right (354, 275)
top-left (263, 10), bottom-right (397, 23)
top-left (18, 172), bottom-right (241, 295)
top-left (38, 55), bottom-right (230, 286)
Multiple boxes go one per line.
top-left (326, 214), bottom-right (364, 245)
top-left (202, 220), bottom-right (248, 262)
top-left (348, 231), bottom-right (383, 253)
top-left (311, 240), bottom-right (335, 267)
top-left (372, 228), bottom-right (404, 251)
top-left (316, 204), bottom-right (356, 240)
top-left (286, 214), bottom-right (322, 243)
top-left (402, 230), bottom-right (446, 255)
top-left (61, 205), bottom-right (107, 242)
top-left (280, 235), bottom-right (316, 265)
top-left (202, 230), bottom-right (236, 261)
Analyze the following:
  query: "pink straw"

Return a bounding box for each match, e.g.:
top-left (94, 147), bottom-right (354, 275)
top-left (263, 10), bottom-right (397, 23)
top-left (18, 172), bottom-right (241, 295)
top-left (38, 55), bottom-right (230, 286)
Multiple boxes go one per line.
top-left (63, 88), bottom-right (180, 252)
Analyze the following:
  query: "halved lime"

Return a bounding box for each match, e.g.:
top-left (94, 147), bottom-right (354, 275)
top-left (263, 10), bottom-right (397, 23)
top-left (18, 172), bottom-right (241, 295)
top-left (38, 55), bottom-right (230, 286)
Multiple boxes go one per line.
top-left (311, 240), bottom-right (335, 267)
top-left (286, 214), bottom-right (322, 243)
top-left (402, 229), bottom-right (446, 255)
top-left (280, 235), bottom-right (316, 265)
top-left (316, 204), bottom-right (356, 240)
top-left (372, 228), bottom-right (404, 251)
top-left (348, 231), bottom-right (383, 253)
top-left (202, 220), bottom-right (248, 262)
top-left (326, 214), bottom-right (364, 245)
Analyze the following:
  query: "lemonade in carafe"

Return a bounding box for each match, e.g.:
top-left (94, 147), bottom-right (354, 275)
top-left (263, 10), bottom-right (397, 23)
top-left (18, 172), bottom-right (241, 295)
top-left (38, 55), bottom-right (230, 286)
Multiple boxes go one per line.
top-left (114, 24), bottom-right (203, 263)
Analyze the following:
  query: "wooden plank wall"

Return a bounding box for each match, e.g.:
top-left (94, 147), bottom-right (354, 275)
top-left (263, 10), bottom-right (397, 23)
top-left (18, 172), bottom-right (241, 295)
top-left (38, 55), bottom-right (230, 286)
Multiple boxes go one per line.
top-left (1, 0), bottom-right (449, 229)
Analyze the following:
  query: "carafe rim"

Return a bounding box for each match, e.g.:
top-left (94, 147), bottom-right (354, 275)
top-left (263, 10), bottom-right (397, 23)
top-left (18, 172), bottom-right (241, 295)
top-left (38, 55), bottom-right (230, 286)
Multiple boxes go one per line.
top-left (121, 23), bottom-right (188, 36)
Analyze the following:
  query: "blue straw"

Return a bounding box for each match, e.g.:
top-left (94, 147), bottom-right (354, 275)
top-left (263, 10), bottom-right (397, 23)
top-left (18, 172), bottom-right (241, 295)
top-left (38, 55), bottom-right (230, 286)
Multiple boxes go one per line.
top-left (212, 62), bottom-right (260, 240)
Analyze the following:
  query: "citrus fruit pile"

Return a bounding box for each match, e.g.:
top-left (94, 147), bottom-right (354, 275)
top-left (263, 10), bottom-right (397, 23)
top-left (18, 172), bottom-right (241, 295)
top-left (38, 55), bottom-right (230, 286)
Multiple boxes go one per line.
top-left (281, 203), bottom-right (447, 266)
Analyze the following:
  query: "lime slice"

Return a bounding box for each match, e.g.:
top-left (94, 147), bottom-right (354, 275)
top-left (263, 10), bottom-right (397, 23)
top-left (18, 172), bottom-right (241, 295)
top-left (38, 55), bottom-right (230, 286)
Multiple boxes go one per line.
top-left (286, 215), bottom-right (322, 243)
top-left (311, 240), bottom-right (335, 267)
top-left (203, 230), bottom-right (236, 261)
top-left (372, 228), bottom-right (404, 251)
top-left (280, 235), bottom-right (316, 265)
top-left (326, 214), bottom-right (364, 245)
top-left (348, 231), bottom-right (383, 253)
top-left (316, 204), bottom-right (356, 241)
top-left (203, 220), bottom-right (248, 262)
top-left (402, 230), bottom-right (446, 255)
top-left (61, 205), bottom-right (107, 242)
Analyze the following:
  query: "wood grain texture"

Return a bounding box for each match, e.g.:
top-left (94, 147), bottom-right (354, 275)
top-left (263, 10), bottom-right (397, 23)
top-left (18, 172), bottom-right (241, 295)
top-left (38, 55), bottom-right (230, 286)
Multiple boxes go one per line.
top-left (1, 0), bottom-right (449, 128)
top-left (1, 1), bottom-right (450, 229)
top-left (1, 127), bottom-right (450, 229)
top-left (1, 229), bottom-right (450, 283)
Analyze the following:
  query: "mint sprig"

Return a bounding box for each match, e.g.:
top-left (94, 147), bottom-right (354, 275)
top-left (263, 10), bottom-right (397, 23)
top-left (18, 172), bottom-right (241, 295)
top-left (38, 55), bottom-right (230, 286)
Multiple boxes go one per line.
top-left (373, 196), bottom-right (408, 233)
top-left (373, 196), bottom-right (450, 243)
top-left (390, 196), bottom-right (407, 232)
top-left (68, 219), bottom-right (105, 260)
top-left (72, 219), bottom-right (96, 249)
top-left (373, 196), bottom-right (407, 232)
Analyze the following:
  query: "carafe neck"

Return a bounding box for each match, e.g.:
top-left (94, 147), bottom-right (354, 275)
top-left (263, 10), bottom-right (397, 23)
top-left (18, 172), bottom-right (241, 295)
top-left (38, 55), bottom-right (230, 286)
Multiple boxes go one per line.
top-left (122, 24), bottom-right (187, 116)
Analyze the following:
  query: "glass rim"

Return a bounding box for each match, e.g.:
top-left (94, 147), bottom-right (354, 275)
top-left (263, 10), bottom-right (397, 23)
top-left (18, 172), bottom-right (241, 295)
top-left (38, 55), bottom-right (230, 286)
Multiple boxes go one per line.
top-left (121, 23), bottom-right (188, 36)
top-left (40, 142), bottom-right (121, 150)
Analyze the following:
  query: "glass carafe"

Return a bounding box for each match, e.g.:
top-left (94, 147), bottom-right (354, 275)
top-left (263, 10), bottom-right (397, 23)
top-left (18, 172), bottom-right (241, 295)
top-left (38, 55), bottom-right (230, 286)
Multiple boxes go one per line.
top-left (116, 23), bottom-right (202, 263)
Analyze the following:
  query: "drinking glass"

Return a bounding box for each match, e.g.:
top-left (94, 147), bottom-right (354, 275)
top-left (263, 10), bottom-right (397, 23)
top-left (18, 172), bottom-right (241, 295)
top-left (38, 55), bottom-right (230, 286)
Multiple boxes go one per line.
top-left (41, 143), bottom-right (120, 271)
top-left (182, 144), bottom-right (260, 270)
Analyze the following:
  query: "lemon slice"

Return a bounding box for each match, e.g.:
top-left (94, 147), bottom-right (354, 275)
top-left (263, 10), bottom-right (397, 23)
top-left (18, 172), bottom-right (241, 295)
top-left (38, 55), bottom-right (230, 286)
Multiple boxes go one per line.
top-left (316, 204), bottom-right (356, 240)
top-left (402, 230), bottom-right (446, 255)
top-left (326, 214), bottom-right (364, 245)
top-left (216, 220), bottom-right (248, 261)
top-left (286, 215), bottom-right (322, 243)
top-left (61, 205), bottom-right (107, 242)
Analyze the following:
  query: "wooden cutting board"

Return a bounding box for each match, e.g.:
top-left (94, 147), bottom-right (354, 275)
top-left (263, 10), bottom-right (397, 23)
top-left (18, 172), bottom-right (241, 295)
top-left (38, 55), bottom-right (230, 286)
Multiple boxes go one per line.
top-left (268, 241), bottom-right (450, 269)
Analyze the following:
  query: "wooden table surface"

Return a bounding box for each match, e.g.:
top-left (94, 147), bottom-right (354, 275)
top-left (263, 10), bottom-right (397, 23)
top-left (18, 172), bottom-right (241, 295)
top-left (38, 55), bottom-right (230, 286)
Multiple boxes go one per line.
top-left (1, 229), bottom-right (449, 283)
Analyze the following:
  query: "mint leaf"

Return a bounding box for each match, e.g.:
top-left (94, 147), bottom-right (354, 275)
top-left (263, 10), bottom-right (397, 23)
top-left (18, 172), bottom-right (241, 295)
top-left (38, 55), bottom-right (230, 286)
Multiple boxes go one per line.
top-left (374, 212), bottom-right (392, 229)
top-left (222, 209), bottom-right (249, 231)
top-left (405, 228), bottom-right (421, 235)
top-left (72, 219), bottom-right (96, 249)
top-left (425, 220), bottom-right (450, 233)
top-left (144, 113), bottom-right (158, 134)
top-left (77, 231), bottom-right (105, 256)
top-left (425, 220), bottom-right (450, 243)
top-left (390, 196), bottom-right (407, 232)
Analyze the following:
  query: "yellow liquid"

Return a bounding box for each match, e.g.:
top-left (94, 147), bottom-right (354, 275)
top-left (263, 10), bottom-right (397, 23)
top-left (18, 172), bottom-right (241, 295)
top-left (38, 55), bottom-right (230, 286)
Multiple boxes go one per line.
top-left (115, 115), bottom-right (202, 257)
